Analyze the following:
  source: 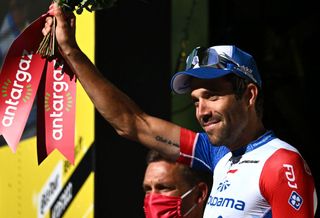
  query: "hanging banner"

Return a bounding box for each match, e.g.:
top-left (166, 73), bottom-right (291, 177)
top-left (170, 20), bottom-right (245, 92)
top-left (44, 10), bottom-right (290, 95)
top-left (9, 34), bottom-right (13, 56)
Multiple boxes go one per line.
top-left (37, 59), bottom-right (77, 164)
top-left (0, 12), bottom-right (76, 163)
top-left (0, 15), bottom-right (46, 152)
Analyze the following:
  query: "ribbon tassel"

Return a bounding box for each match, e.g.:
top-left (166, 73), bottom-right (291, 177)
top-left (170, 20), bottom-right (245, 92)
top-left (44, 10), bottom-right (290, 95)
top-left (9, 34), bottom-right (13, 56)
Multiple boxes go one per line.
top-left (0, 14), bottom-right (76, 164)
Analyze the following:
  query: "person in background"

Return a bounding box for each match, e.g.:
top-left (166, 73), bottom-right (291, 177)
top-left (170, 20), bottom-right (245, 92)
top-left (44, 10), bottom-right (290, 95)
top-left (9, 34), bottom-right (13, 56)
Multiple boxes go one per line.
top-left (43, 3), bottom-right (318, 217)
top-left (0, 0), bottom-right (29, 67)
top-left (143, 150), bottom-right (212, 218)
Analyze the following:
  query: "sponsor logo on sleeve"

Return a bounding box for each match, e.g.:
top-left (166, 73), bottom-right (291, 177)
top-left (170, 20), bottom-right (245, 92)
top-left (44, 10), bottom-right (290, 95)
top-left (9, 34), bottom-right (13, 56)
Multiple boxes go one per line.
top-left (283, 164), bottom-right (298, 189)
top-left (288, 191), bottom-right (303, 210)
top-left (283, 164), bottom-right (304, 210)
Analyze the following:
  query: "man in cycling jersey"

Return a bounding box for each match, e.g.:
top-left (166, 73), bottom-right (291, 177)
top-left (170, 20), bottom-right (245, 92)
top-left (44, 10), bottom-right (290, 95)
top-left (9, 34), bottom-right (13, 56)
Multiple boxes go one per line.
top-left (43, 3), bottom-right (318, 217)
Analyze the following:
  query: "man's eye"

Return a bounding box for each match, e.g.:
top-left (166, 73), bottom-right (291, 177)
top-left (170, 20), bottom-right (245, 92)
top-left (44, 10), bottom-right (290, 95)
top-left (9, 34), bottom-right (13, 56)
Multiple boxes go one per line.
top-left (192, 99), bottom-right (199, 107)
top-left (156, 184), bottom-right (174, 191)
top-left (143, 186), bottom-right (151, 193)
top-left (208, 95), bottom-right (219, 101)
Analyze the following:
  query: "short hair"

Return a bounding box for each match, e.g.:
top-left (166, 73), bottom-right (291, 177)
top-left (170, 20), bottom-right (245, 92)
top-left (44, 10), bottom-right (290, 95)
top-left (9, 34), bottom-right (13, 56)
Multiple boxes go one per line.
top-left (225, 74), bottom-right (264, 119)
top-left (146, 150), bottom-right (213, 190)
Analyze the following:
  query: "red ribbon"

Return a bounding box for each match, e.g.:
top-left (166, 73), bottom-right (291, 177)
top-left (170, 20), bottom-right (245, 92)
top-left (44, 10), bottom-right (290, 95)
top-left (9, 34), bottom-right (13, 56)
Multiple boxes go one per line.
top-left (0, 14), bottom-right (76, 164)
top-left (37, 59), bottom-right (76, 164)
top-left (0, 16), bottom-right (46, 151)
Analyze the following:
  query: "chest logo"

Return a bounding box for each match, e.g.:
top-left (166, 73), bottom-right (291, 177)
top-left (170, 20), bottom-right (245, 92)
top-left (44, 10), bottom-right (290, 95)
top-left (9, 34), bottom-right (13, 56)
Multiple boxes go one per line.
top-left (217, 180), bottom-right (230, 192)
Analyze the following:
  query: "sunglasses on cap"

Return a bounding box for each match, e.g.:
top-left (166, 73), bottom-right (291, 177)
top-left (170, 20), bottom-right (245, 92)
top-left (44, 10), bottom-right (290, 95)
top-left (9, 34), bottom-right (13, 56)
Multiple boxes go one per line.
top-left (185, 46), bottom-right (258, 85)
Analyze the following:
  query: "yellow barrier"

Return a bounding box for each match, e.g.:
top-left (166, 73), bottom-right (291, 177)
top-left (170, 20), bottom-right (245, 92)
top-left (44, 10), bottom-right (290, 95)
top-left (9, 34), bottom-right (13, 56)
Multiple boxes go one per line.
top-left (0, 10), bottom-right (95, 218)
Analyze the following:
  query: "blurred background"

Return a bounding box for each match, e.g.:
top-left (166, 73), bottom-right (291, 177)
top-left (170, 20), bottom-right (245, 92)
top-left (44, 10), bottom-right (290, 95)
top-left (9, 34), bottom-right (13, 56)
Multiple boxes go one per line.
top-left (1, 0), bottom-right (319, 217)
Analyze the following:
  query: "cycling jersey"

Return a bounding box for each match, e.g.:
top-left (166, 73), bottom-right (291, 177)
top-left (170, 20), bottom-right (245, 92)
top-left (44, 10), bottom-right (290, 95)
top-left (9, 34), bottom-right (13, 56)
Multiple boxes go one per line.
top-left (177, 128), bottom-right (318, 218)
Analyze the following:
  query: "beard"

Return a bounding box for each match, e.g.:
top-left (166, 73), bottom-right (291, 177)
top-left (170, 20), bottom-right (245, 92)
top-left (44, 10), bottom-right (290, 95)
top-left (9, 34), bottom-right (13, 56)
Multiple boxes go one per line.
top-left (207, 127), bottom-right (230, 146)
top-left (206, 120), bottom-right (243, 149)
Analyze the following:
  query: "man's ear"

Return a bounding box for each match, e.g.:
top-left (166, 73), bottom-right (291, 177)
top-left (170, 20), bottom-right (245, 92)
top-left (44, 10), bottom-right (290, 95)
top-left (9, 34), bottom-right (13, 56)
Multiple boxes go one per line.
top-left (246, 83), bottom-right (259, 108)
top-left (196, 182), bottom-right (209, 204)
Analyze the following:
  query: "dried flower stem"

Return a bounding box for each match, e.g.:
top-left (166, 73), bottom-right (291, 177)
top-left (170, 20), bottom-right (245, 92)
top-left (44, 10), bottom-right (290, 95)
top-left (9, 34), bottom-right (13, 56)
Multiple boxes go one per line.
top-left (36, 0), bottom-right (117, 58)
top-left (37, 17), bottom-right (56, 58)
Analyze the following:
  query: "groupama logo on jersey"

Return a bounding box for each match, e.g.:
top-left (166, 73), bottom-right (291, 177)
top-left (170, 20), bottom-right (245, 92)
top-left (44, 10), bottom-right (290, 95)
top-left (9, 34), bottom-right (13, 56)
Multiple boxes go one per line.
top-left (207, 196), bottom-right (245, 211)
top-left (217, 180), bottom-right (230, 192)
top-left (208, 180), bottom-right (245, 211)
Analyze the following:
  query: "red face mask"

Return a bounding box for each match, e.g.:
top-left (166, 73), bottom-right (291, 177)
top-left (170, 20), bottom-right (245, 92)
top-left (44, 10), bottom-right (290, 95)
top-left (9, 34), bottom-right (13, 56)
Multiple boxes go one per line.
top-left (143, 187), bottom-right (197, 218)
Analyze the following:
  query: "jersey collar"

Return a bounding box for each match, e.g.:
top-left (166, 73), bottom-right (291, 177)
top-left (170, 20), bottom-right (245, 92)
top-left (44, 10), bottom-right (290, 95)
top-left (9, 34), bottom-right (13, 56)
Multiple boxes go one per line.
top-left (231, 130), bottom-right (275, 157)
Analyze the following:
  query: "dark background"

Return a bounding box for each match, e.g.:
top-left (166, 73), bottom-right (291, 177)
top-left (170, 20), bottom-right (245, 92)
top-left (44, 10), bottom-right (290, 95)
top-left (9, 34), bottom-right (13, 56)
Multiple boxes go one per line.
top-left (95, 1), bottom-right (171, 217)
top-left (95, 0), bottom-right (319, 217)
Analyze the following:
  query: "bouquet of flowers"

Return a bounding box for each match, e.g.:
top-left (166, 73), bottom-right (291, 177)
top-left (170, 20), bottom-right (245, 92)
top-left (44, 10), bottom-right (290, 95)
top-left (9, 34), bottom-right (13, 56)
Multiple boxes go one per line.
top-left (59, 0), bottom-right (117, 13)
top-left (37, 0), bottom-right (117, 57)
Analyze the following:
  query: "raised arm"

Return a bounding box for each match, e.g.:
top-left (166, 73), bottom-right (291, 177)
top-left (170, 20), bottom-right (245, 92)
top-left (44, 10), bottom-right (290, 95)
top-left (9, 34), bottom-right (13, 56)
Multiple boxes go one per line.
top-left (43, 3), bottom-right (181, 160)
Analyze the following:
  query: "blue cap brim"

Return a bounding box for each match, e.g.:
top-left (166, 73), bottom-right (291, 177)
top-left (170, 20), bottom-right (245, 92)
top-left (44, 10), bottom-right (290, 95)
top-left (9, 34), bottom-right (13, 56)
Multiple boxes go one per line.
top-left (171, 67), bottom-right (233, 94)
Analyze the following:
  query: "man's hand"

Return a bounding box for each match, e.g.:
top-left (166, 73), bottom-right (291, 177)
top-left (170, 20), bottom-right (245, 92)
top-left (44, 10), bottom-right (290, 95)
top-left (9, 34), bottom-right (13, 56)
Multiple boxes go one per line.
top-left (42, 3), bottom-right (79, 57)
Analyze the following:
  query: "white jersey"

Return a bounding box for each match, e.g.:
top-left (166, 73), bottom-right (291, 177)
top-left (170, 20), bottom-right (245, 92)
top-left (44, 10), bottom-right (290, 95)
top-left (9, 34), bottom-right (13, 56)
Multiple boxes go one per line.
top-left (177, 129), bottom-right (317, 218)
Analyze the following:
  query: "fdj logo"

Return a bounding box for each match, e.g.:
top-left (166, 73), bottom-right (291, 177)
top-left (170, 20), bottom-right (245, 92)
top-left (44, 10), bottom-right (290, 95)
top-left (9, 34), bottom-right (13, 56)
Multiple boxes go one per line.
top-left (288, 191), bottom-right (303, 210)
top-left (217, 180), bottom-right (230, 192)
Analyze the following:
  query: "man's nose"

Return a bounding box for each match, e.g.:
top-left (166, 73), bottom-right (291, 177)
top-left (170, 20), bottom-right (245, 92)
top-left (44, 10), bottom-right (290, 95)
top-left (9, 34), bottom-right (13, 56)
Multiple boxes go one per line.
top-left (198, 99), bottom-right (212, 123)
